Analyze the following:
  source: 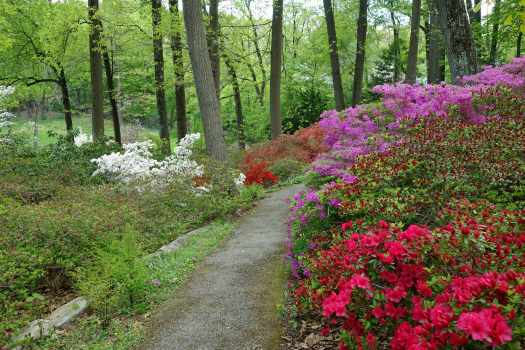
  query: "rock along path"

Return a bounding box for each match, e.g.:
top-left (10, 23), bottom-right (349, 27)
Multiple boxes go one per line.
top-left (140, 184), bottom-right (304, 350)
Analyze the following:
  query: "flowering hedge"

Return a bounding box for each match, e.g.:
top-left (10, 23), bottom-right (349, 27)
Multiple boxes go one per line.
top-left (287, 59), bottom-right (525, 349)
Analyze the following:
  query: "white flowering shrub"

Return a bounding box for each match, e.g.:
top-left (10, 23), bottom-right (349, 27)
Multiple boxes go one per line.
top-left (74, 130), bottom-right (93, 147)
top-left (235, 172), bottom-right (246, 187)
top-left (91, 133), bottom-right (204, 189)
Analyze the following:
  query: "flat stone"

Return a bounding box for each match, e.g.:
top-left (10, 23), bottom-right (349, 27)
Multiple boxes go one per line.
top-left (48, 297), bottom-right (88, 328)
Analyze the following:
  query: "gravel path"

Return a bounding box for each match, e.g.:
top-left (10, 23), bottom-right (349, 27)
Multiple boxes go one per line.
top-left (140, 184), bottom-right (304, 350)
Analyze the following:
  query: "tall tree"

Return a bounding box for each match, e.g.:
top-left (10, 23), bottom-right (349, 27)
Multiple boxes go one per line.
top-left (352, 0), bottom-right (368, 106)
top-left (517, 32), bottom-right (523, 57)
top-left (435, 0), bottom-right (478, 83)
top-left (405, 0), bottom-right (421, 83)
top-left (151, 0), bottom-right (171, 154)
top-left (489, 0), bottom-right (501, 65)
top-left (224, 55), bottom-right (246, 150)
top-left (323, 0), bottom-right (345, 110)
top-left (243, 0), bottom-right (267, 105)
top-left (102, 46), bottom-right (121, 145)
top-left (182, 0), bottom-right (227, 161)
top-left (269, 0), bottom-right (284, 139)
top-left (88, 0), bottom-right (104, 141)
top-left (169, 0), bottom-right (187, 140)
top-left (389, 5), bottom-right (401, 82)
top-left (427, 0), bottom-right (446, 83)
top-left (209, 0), bottom-right (220, 98)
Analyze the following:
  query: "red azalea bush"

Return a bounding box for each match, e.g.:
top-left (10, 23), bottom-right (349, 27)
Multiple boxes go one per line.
top-left (295, 202), bottom-right (525, 349)
top-left (243, 123), bottom-right (326, 168)
top-left (244, 161), bottom-right (278, 187)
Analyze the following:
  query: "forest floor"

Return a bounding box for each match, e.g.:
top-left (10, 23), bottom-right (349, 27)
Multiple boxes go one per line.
top-left (138, 184), bottom-right (304, 350)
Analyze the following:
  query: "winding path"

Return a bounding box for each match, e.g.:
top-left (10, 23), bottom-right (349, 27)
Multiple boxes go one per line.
top-left (140, 184), bottom-right (304, 350)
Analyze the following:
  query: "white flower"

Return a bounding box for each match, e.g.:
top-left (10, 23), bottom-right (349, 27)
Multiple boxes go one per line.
top-left (235, 173), bottom-right (246, 187)
top-left (91, 133), bottom-right (204, 190)
top-left (74, 130), bottom-right (92, 147)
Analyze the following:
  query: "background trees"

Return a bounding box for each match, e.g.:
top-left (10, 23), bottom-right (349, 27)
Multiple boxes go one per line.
top-left (0, 0), bottom-right (521, 154)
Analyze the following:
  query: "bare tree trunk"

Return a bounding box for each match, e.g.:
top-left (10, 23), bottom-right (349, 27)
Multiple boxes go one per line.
top-left (489, 0), bottom-right (500, 65)
top-left (169, 0), bottom-right (187, 140)
top-left (224, 57), bottom-right (246, 150)
top-left (269, 0), bottom-right (283, 139)
top-left (405, 0), bottom-right (421, 83)
top-left (245, 58), bottom-right (264, 106)
top-left (102, 48), bottom-right (122, 144)
top-left (208, 0), bottom-right (220, 98)
top-left (151, 0), bottom-right (171, 155)
top-left (390, 9), bottom-right (401, 82)
top-left (517, 32), bottom-right (523, 57)
top-left (352, 0), bottom-right (368, 106)
top-left (88, 0), bottom-right (105, 141)
top-left (182, 0), bottom-right (227, 161)
top-left (435, 0), bottom-right (478, 83)
top-left (427, 0), bottom-right (445, 83)
top-left (58, 69), bottom-right (73, 133)
top-left (244, 0), bottom-right (267, 102)
top-left (323, 0), bottom-right (345, 110)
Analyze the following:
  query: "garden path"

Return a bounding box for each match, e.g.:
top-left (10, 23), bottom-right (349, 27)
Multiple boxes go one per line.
top-left (140, 184), bottom-right (304, 350)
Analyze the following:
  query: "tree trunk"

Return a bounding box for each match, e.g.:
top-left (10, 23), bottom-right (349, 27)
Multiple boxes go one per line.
top-left (182, 0), bottom-right (227, 161)
top-left (88, 0), bottom-right (105, 141)
top-left (472, 0), bottom-right (481, 24)
top-left (352, 0), bottom-right (368, 106)
top-left (435, 0), bottom-right (478, 83)
top-left (269, 0), bottom-right (283, 139)
top-left (405, 0), bottom-right (421, 83)
top-left (245, 0), bottom-right (267, 103)
top-left (151, 0), bottom-right (171, 155)
top-left (489, 0), bottom-right (500, 65)
top-left (169, 0), bottom-right (187, 140)
top-left (102, 48), bottom-right (122, 144)
top-left (224, 57), bottom-right (246, 150)
top-left (208, 0), bottom-right (220, 98)
top-left (517, 32), bottom-right (523, 57)
top-left (390, 9), bottom-right (401, 82)
top-left (58, 69), bottom-right (73, 134)
top-left (323, 0), bottom-right (345, 110)
top-left (427, 0), bottom-right (445, 83)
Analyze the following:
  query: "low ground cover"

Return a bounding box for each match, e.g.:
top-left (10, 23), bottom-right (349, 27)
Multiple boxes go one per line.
top-left (0, 128), bottom-right (261, 347)
top-left (286, 58), bottom-right (525, 349)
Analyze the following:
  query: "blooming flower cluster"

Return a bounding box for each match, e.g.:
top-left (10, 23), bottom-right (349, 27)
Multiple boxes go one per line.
top-left (74, 129), bottom-right (92, 147)
top-left (92, 133), bottom-right (204, 189)
top-left (294, 205), bottom-right (525, 349)
top-left (244, 161), bottom-right (278, 187)
top-left (287, 58), bottom-right (525, 349)
top-left (0, 86), bottom-right (15, 130)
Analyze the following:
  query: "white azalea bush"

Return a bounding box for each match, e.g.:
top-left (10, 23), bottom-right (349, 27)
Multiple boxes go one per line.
top-left (91, 133), bottom-right (204, 189)
top-left (74, 130), bottom-right (92, 147)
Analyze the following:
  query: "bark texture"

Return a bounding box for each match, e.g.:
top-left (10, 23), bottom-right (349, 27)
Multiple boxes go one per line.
top-left (323, 0), bottom-right (345, 110)
top-left (489, 0), bottom-right (500, 65)
top-left (269, 0), bottom-right (283, 139)
top-left (58, 69), bottom-right (73, 133)
top-left (427, 0), bottom-right (445, 83)
top-left (224, 57), bottom-right (246, 150)
top-left (88, 0), bottom-right (105, 141)
top-left (390, 8), bottom-right (401, 82)
top-left (169, 0), bottom-right (187, 140)
top-left (405, 0), bottom-right (421, 83)
top-left (352, 0), bottom-right (368, 106)
top-left (152, 0), bottom-right (171, 154)
top-left (435, 0), bottom-right (478, 83)
top-left (209, 0), bottom-right (220, 98)
top-left (182, 0), bottom-right (227, 161)
top-left (517, 32), bottom-right (523, 57)
top-left (102, 48), bottom-right (122, 144)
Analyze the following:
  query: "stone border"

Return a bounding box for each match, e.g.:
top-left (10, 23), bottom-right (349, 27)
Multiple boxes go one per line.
top-left (10, 224), bottom-right (215, 348)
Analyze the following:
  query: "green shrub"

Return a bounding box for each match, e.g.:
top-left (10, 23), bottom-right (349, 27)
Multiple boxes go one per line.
top-left (268, 158), bottom-right (307, 182)
top-left (76, 228), bottom-right (151, 325)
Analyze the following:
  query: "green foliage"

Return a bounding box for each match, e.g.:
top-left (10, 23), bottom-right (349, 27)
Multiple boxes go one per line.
top-left (268, 158), bottom-right (307, 182)
top-left (282, 85), bottom-right (329, 134)
top-left (77, 228), bottom-right (151, 325)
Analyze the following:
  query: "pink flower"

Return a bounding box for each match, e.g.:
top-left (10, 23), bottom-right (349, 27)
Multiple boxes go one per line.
top-left (457, 308), bottom-right (512, 346)
top-left (349, 273), bottom-right (372, 290)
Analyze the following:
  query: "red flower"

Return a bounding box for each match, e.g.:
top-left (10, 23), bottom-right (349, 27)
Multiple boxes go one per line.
top-left (429, 303), bottom-right (453, 329)
top-left (457, 308), bottom-right (512, 346)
